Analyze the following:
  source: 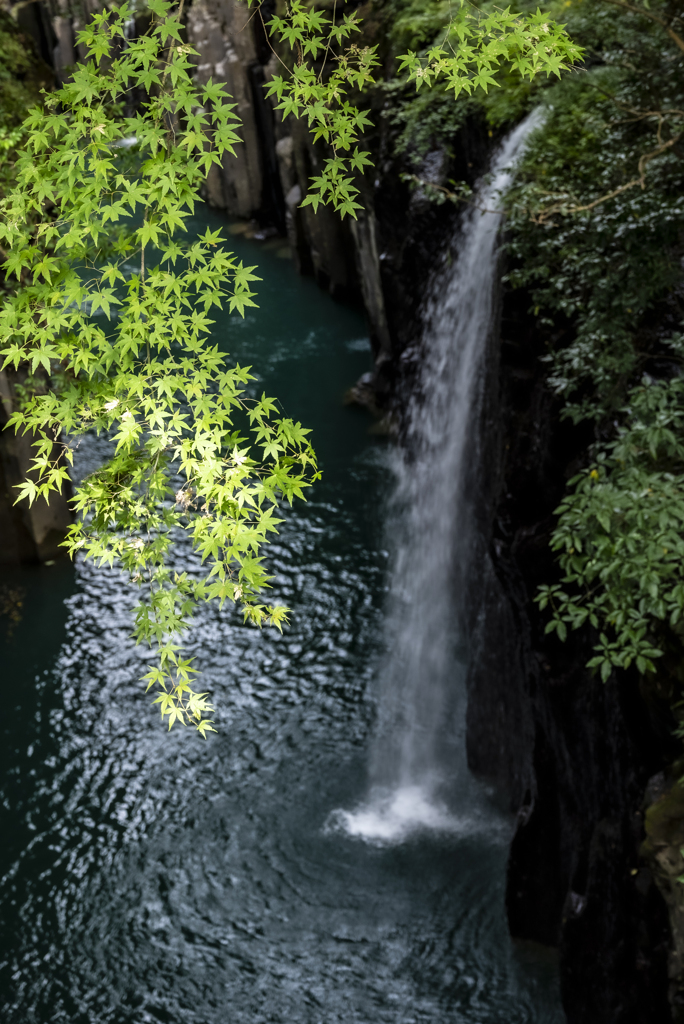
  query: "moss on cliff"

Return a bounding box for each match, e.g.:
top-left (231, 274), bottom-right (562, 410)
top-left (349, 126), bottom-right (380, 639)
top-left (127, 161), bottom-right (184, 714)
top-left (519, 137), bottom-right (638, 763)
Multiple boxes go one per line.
top-left (643, 776), bottom-right (684, 1021)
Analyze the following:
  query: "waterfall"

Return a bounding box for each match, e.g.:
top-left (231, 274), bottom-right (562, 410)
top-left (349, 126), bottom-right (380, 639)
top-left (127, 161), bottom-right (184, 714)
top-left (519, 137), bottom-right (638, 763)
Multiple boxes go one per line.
top-left (333, 113), bottom-right (542, 844)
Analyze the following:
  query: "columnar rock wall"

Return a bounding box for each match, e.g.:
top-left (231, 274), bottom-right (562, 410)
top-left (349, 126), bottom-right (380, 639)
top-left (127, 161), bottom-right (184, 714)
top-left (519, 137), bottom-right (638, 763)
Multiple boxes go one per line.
top-left (185, 0), bottom-right (366, 303)
top-left (186, 0), bottom-right (264, 217)
top-left (0, 369), bottom-right (72, 564)
top-left (464, 280), bottom-right (678, 1023)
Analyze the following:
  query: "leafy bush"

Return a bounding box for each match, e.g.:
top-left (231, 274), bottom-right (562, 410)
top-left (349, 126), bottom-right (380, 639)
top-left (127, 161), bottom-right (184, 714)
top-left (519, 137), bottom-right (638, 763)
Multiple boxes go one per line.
top-left (539, 356), bottom-right (684, 678)
top-left (503, 0), bottom-right (684, 682)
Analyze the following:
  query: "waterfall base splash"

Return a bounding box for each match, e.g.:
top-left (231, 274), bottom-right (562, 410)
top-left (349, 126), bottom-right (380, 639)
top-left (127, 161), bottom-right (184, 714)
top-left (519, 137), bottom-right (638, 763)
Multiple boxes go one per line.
top-left (326, 783), bottom-right (480, 846)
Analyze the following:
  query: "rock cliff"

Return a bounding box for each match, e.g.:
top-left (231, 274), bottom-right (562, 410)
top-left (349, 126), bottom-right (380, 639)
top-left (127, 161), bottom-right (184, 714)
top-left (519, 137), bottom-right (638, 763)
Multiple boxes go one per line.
top-left (466, 277), bottom-right (679, 1023)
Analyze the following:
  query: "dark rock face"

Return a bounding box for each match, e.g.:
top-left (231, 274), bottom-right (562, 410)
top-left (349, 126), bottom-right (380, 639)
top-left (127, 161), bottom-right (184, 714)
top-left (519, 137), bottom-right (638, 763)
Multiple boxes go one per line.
top-left (643, 778), bottom-right (684, 1022)
top-left (507, 669), bottom-right (671, 1023)
top-left (186, 0), bottom-right (271, 221)
top-left (465, 284), bottom-right (676, 1023)
top-left (0, 369), bottom-right (72, 564)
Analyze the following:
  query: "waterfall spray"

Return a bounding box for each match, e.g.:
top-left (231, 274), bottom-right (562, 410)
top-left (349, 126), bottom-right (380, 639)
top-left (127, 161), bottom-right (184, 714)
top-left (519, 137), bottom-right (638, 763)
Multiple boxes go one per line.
top-left (332, 112), bottom-right (542, 844)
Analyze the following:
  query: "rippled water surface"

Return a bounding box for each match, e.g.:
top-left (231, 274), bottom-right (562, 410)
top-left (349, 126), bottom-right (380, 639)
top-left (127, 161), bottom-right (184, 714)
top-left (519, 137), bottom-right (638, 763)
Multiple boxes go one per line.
top-left (0, 210), bottom-right (564, 1024)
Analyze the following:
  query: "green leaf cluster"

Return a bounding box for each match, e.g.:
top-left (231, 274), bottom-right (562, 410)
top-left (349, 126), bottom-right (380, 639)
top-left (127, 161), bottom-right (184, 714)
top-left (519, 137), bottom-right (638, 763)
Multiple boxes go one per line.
top-left (537, 359), bottom-right (684, 679)
top-left (263, 0), bottom-right (580, 214)
top-left (397, 4), bottom-right (582, 98)
top-left (264, 0), bottom-right (379, 218)
top-left (0, 0), bottom-right (319, 732)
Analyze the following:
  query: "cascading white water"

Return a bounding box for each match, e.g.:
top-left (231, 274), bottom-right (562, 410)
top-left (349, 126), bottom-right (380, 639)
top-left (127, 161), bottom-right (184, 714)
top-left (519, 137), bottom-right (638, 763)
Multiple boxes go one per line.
top-left (334, 112), bottom-right (542, 844)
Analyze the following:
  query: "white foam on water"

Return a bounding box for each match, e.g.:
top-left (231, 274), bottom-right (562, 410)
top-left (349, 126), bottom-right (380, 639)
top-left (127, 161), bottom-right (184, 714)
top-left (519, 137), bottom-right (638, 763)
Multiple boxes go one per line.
top-left (326, 785), bottom-right (474, 845)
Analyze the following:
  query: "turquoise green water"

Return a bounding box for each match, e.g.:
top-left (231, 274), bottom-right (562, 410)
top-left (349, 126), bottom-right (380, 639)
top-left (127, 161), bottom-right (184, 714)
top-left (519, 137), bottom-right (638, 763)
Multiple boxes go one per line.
top-left (0, 207), bottom-right (564, 1023)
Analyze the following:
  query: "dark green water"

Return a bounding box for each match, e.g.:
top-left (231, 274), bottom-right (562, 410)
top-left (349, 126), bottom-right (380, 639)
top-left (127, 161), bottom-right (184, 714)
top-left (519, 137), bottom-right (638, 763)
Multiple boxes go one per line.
top-left (0, 209), bottom-right (564, 1023)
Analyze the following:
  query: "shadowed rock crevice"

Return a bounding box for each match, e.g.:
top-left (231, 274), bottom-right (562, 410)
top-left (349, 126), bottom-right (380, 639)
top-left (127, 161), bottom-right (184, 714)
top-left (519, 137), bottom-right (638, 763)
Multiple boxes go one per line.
top-left (465, 273), bottom-right (678, 1022)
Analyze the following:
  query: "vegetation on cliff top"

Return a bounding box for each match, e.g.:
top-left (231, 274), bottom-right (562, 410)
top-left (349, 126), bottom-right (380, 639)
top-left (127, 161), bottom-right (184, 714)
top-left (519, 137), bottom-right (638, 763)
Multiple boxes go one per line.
top-left (503, 1), bottom-right (684, 689)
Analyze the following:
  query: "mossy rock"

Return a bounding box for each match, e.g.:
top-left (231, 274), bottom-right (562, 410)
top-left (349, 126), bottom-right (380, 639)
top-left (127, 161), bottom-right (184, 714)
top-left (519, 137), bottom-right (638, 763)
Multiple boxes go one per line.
top-left (643, 776), bottom-right (684, 1020)
top-left (644, 781), bottom-right (684, 857)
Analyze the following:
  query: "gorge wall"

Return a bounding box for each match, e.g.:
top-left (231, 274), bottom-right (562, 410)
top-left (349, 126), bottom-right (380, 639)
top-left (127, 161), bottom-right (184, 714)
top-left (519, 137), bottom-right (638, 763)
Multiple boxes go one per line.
top-left (0, 6), bottom-right (71, 565)
top-left (5, 3), bottom-right (684, 1021)
top-left (200, 9), bottom-right (680, 1013)
top-left (467, 281), bottom-right (678, 1023)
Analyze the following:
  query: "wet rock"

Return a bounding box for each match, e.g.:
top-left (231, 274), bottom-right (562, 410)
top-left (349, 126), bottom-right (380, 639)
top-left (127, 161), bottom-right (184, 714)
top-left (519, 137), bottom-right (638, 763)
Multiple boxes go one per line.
top-left (0, 368), bottom-right (72, 564)
top-left (642, 775), bottom-right (684, 1021)
top-left (186, 0), bottom-right (264, 219)
top-left (464, 275), bottom-right (676, 1022)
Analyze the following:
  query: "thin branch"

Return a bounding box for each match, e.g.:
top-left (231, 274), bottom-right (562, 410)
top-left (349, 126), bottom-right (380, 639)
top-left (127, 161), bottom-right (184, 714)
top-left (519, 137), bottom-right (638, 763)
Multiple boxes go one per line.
top-left (257, 5), bottom-right (291, 74)
top-left (241, 0), bottom-right (264, 32)
top-left (530, 132), bottom-right (682, 223)
top-left (600, 0), bottom-right (684, 54)
top-left (319, 0), bottom-right (337, 81)
top-left (531, 178), bottom-right (641, 222)
top-left (406, 174), bottom-right (504, 214)
top-left (588, 83), bottom-right (684, 122)
top-left (636, 130), bottom-right (681, 177)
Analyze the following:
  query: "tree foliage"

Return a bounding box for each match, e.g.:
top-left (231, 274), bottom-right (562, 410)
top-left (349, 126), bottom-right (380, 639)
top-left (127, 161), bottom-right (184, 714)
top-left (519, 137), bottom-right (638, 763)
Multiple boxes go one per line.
top-left (398, 4), bottom-right (581, 96)
top-left (265, 0), bottom-right (378, 218)
top-left (263, 0), bottom-right (579, 214)
top-left (0, 0), bottom-right (318, 733)
top-left (538, 349), bottom-right (684, 680)
top-left (499, 0), bottom-right (684, 681)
